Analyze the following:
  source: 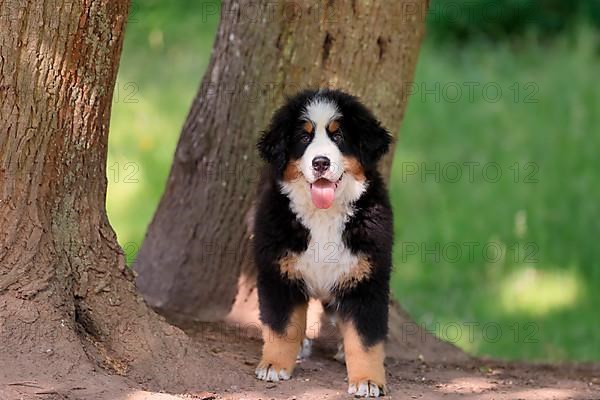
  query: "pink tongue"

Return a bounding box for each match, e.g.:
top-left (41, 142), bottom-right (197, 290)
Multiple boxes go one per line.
top-left (311, 179), bottom-right (336, 209)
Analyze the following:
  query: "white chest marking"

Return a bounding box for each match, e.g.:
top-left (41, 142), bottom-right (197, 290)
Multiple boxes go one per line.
top-left (280, 174), bottom-right (366, 299)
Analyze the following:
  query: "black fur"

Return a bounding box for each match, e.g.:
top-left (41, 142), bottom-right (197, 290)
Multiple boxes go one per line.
top-left (253, 172), bottom-right (310, 332)
top-left (336, 170), bottom-right (392, 346)
top-left (254, 89), bottom-right (393, 347)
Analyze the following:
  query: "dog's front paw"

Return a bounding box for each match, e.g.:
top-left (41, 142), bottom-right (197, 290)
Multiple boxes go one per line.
top-left (255, 360), bottom-right (292, 382)
top-left (348, 380), bottom-right (386, 398)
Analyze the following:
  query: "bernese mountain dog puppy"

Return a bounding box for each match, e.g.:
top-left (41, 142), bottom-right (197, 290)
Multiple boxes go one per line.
top-left (253, 89), bottom-right (393, 397)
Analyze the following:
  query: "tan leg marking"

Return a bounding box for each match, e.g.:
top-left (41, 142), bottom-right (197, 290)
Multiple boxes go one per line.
top-left (256, 303), bottom-right (307, 381)
top-left (339, 319), bottom-right (387, 396)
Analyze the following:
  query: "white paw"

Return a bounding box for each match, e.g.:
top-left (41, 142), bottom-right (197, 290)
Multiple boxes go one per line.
top-left (297, 338), bottom-right (313, 360)
top-left (348, 381), bottom-right (385, 397)
top-left (255, 365), bottom-right (291, 382)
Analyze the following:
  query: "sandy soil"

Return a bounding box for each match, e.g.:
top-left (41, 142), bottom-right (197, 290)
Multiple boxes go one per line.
top-left (2, 322), bottom-right (598, 400)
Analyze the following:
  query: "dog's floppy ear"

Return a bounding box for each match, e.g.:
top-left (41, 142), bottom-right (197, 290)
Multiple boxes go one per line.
top-left (257, 109), bottom-right (290, 173)
top-left (354, 113), bottom-right (392, 166)
top-left (258, 90), bottom-right (318, 172)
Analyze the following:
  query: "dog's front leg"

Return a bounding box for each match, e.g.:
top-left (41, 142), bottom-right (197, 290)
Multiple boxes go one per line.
top-left (256, 302), bottom-right (307, 381)
top-left (339, 317), bottom-right (387, 397)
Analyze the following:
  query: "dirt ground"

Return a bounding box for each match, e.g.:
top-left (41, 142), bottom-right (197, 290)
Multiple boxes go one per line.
top-left (2, 322), bottom-right (598, 400)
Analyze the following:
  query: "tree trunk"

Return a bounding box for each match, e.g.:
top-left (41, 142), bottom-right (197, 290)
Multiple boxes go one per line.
top-left (136, 0), bottom-right (426, 319)
top-left (135, 0), bottom-right (464, 361)
top-left (0, 0), bottom-right (226, 393)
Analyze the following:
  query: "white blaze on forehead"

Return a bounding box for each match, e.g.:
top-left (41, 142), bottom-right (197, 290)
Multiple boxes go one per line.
top-left (302, 97), bottom-right (340, 128)
top-left (300, 97), bottom-right (343, 183)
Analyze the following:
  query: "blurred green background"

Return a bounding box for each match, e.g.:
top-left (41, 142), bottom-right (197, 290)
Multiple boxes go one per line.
top-left (107, 0), bottom-right (600, 362)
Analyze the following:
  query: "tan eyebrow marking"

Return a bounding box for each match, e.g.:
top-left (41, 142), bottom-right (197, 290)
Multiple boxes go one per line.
top-left (303, 120), bottom-right (314, 133)
top-left (328, 120), bottom-right (340, 132)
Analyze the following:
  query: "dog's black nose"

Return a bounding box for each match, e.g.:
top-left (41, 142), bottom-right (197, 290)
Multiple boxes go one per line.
top-left (312, 156), bottom-right (330, 173)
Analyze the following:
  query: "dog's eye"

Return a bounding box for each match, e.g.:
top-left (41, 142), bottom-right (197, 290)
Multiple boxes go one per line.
top-left (331, 133), bottom-right (343, 143)
top-left (300, 133), bottom-right (311, 144)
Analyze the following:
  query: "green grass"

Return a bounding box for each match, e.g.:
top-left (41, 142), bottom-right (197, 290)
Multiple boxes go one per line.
top-left (391, 30), bottom-right (600, 361)
top-left (107, 4), bottom-right (600, 362)
top-left (107, 1), bottom-right (217, 259)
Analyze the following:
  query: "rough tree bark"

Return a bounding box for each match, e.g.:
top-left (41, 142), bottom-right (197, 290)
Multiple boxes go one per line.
top-left (0, 0), bottom-right (230, 395)
top-left (135, 0), bottom-right (464, 361)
